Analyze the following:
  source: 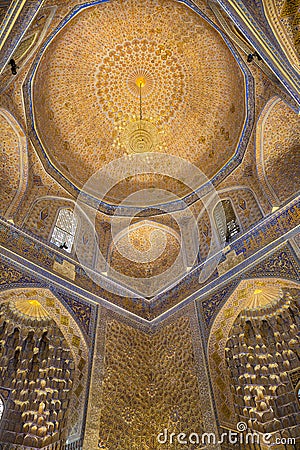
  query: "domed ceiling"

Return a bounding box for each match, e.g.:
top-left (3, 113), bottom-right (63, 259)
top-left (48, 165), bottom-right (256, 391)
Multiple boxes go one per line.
top-left (109, 221), bottom-right (181, 279)
top-left (105, 219), bottom-right (185, 296)
top-left (32, 0), bottom-right (246, 204)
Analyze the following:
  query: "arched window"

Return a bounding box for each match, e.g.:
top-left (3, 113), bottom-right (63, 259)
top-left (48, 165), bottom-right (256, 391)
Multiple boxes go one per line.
top-left (0, 396), bottom-right (4, 421)
top-left (214, 199), bottom-right (240, 243)
top-left (50, 209), bottom-right (77, 253)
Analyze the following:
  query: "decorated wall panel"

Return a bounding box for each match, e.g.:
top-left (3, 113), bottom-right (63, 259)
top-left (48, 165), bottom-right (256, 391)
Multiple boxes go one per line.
top-left (84, 307), bottom-right (217, 449)
top-left (257, 97), bottom-right (300, 203)
top-left (0, 109), bottom-right (27, 218)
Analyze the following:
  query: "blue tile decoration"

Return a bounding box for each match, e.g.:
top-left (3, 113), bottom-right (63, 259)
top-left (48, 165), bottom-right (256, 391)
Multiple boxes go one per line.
top-left (198, 244), bottom-right (300, 335)
top-left (215, 0), bottom-right (300, 108)
top-left (0, 257), bottom-right (96, 339)
top-left (0, 195), bottom-right (298, 321)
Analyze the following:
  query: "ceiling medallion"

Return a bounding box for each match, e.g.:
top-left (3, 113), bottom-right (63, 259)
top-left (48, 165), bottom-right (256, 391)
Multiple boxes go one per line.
top-left (127, 69), bottom-right (154, 97)
top-left (95, 38), bottom-right (184, 126)
top-left (116, 71), bottom-right (162, 154)
top-left (246, 285), bottom-right (282, 310)
top-left (121, 119), bottom-right (160, 154)
top-left (11, 299), bottom-right (50, 319)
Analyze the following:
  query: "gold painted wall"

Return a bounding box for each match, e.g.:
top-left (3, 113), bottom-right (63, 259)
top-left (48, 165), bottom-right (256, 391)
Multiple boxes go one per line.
top-left (84, 306), bottom-right (218, 449)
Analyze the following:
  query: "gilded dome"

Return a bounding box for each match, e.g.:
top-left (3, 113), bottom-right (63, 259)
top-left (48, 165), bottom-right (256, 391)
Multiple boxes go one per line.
top-left (32, 0), bottom-right (246, 204)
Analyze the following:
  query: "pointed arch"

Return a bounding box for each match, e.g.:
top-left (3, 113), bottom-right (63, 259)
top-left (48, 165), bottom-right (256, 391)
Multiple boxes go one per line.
top-left (0, 287), bottom-right (90, 445)
top-left (207, 278), bottom-right (300, 428)
top-left (256, 96), bottom-right (300, 205)
top-left (0, 108), bottom-right (28, 219)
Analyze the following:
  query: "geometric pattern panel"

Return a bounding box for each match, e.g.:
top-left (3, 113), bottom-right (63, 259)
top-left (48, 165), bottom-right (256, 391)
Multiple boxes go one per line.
top-left (0, 259), bottom-right (96, 339)
top-left (96, 316), bottom-right (205, 449)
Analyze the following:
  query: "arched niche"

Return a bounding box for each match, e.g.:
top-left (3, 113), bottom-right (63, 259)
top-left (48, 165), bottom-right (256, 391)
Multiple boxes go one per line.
top-left (207, 278), bottom-right (300, 429)
top-left (262, 0), bottom-right (299, 71)
top-left (225, 291), bottom-right (300, 439)
top-left (0, 287), bottom-right (89, 447)
top-left (23, 196), bottom-right (76, 241)
top-left (23, 196), bottom-right (100, 268)
top-left (0, 109), bottom-right (28, 219)
top-left (97, 219), bottom-right (184, 296)
top-left (196, 186), bottom-right (263, 262)
top-left (256, 96), bottom-right (300, 205)
top-left (109, 220), bottom-right (181, 272)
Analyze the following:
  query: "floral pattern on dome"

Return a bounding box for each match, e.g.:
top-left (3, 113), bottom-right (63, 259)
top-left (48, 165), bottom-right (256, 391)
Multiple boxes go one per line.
top-left (33, 0), bottom-right (245, 200)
